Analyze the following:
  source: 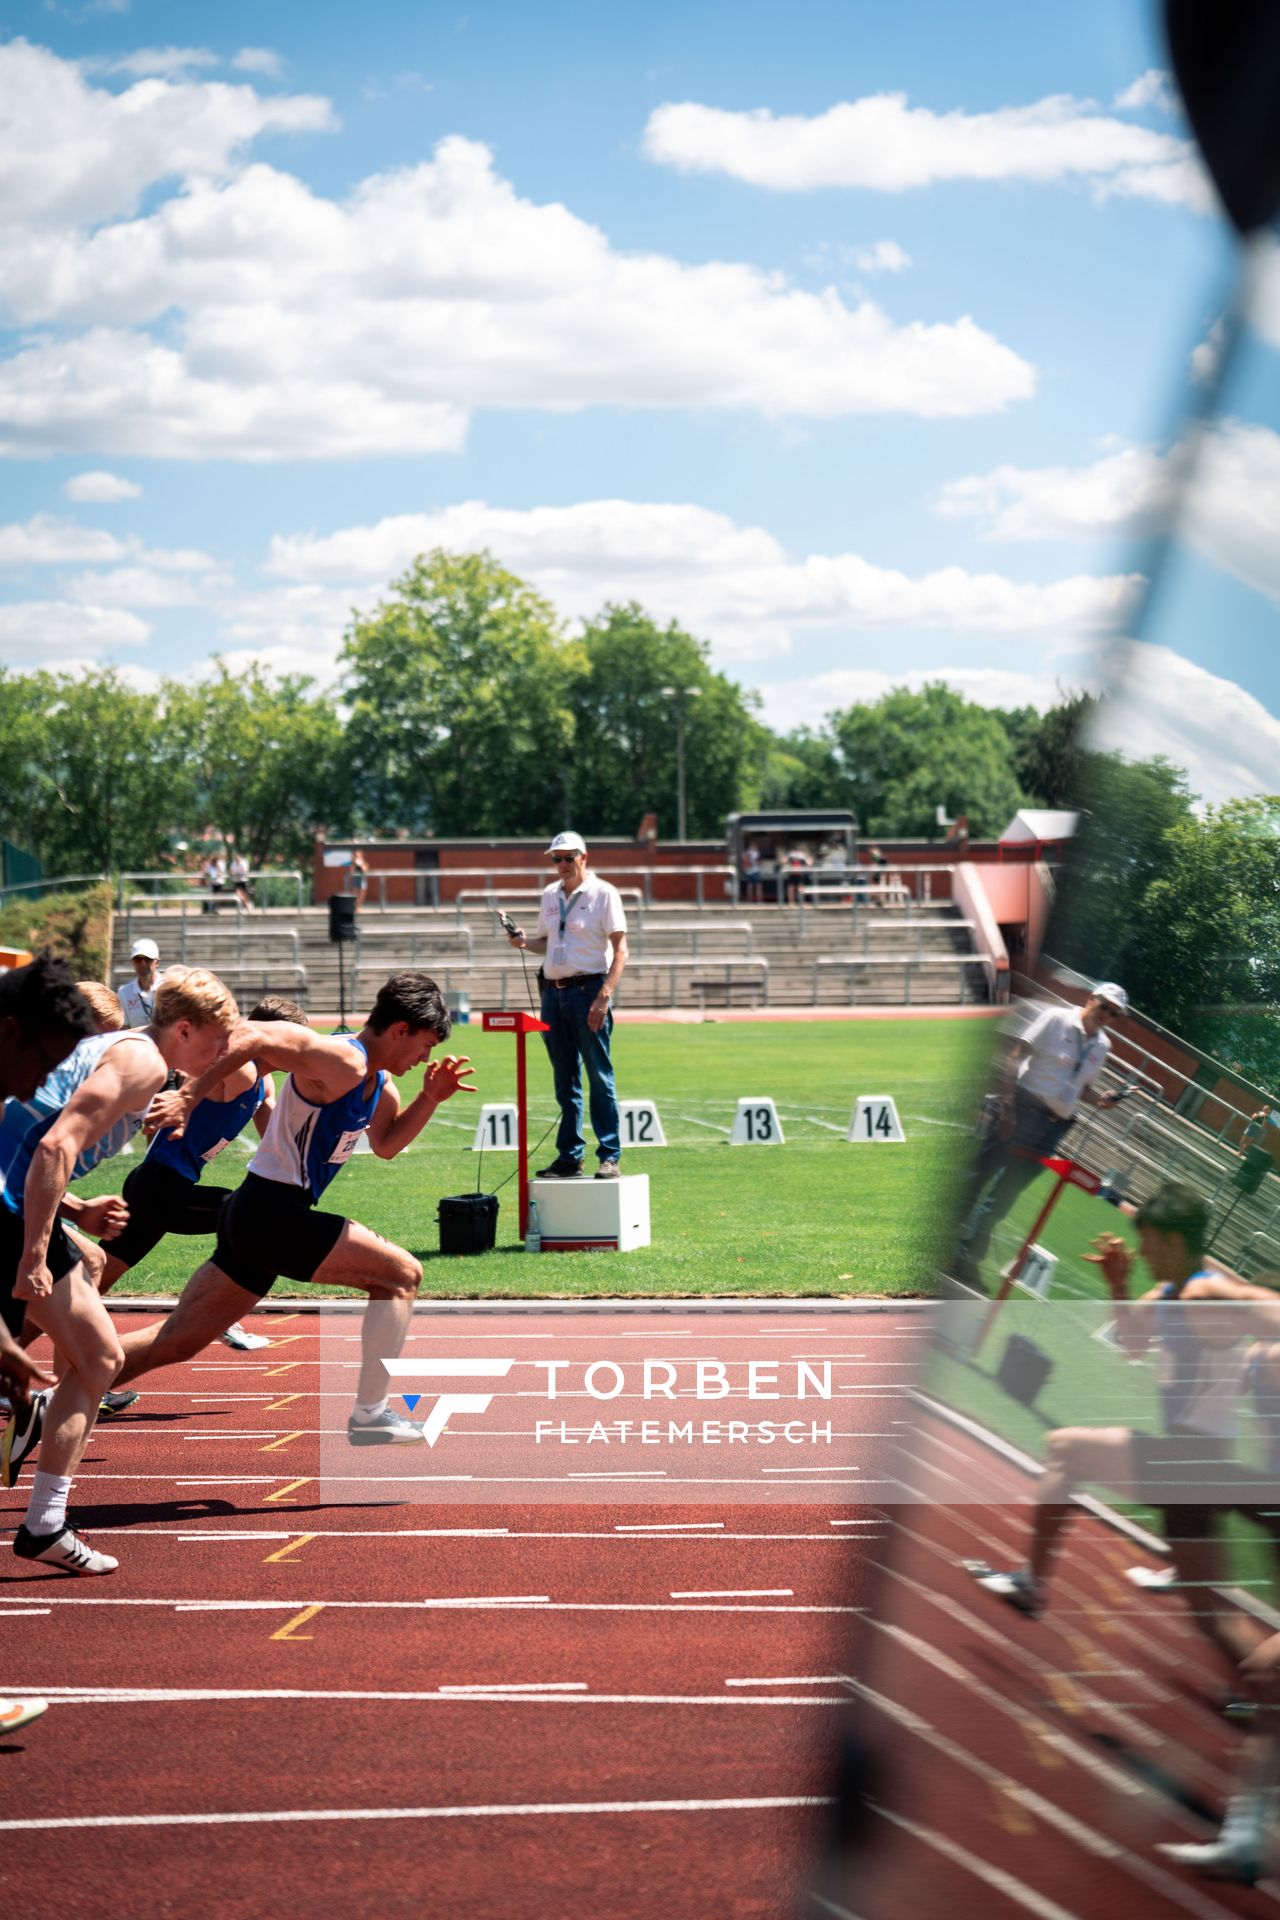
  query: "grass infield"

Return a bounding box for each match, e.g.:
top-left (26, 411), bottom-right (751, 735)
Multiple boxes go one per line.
top-left (78, 1015), bottom-right (993, 1300)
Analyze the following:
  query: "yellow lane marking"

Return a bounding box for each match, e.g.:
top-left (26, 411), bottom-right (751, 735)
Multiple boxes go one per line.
top-left (1065, 1632), bottom-right (1106, 1674)
top-left (264, 1477), bottom-right (312, 1504)
top-left (269, 1313), bottom-right (302, 1324)
top-left (1018, 1715), bottom-right (1064, 1769)
top-left (1081, 1600), bottom-right (1120, 1636)
top-left (260, 1430), bottom-right (304, 1454)
top-left (267, 1335), bottom-right (306, 1349)
top-left (991, 1778), bottom-right (1034, 1835)
top-left (1047, 1673), bottom-right (1082, 1715)
top-left (271, 1603), bottom-right (324, 1642)
top-left (265, 1362), bottom-right (301, 1377)
top-left (265, 1394), bottom-right (302, 1411)
top-left (264, 1534), bottom-right (316, 1565)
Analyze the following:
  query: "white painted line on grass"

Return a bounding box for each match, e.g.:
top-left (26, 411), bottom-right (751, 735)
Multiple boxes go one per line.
top-left (0, 1793), bottom-right (835, 1833)
top-left (677, 1115), bottom-right (732, 1134)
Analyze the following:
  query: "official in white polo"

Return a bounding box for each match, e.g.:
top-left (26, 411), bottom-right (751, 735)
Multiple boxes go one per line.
top-left (117, 938), bottom-right (161, 1029)
top-left (508, 832), bottom-right (629, 1178)
top-left (954, 982), bottom-right (1129, 1285)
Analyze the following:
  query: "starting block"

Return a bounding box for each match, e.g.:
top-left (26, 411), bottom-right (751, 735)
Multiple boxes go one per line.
top-left (530, 1174), bottom-right (650, 1252)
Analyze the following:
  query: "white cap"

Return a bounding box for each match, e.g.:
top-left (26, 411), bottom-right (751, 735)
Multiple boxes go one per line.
top-left (546, 831), bottom-right (587, 856)
top-left (1092, 981), bottom-right (1128, 1014)
top-left (131, 937), bottom-right (160, 960)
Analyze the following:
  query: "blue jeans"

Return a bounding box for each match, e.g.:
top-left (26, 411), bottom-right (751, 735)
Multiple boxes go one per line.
top-left (539, 978), bottom-right (621, 1166)
top-left (958, 1087), bottom-right (1071, 1263)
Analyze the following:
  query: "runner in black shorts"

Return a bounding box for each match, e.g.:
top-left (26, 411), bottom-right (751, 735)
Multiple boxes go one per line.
top-left (113, 972), bottom-right (476, 1445)
top-left (95, 996), bottom-right (312, 1363)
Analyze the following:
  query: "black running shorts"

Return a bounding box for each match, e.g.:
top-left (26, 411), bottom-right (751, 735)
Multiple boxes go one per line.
top-left (210, 1171), bottom-right (347, 1298)
top-left (0, 1206), bottom-right (87, 1337)
top-left (98, 1161), bottom-right (230, 1268)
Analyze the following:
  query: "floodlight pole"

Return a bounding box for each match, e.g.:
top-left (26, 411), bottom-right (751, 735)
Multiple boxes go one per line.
top-left (481, 1009), bottom-right (550, 1238)
top-left (661, 684), bottom-right (701, 842)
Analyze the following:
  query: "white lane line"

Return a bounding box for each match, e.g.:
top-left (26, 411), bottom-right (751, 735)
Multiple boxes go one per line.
top-left (0, 1597), bottom-right (864, 1616)
top-left (615, 1522), bottom-right (723, 1532)
top-left (33, 1528), bottom-right (851, 1545)
top-left (810, 1892), bottom-right (866, 1920)
top-left (724, 1677), bottom-right (841, 1687)
top-left (436, 1682), bottom-right (588, 1694)
top-left (174, 1530), bottom-right (512, 1542)
top-left (670, 1589), bottom-right (793, 1599)
top-left (677, 1115), bottom-right (732, 1134)
top-left (0, 1793), bottom-right (834, 1833)
top-left (804, 1116), bottom-right (844, 1132)
top-left (1, 1687), bottom-right (849, 1709)
top-left (0, 1608), bottom-right (50, 1617)
top-left (870, 1803), bottom-right (1082, 1920)
top-left (827, 1520), bottom-right (881, 1528)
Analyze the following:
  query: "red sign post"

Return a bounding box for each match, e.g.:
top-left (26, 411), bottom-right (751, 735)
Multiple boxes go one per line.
top-left (969, 1155), bottom-right (1102, 1357)
top-left (480, 1009), bottom-right (550, 1238)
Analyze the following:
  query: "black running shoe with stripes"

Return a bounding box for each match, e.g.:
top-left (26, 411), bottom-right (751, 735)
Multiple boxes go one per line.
top-left (13, 1524), bottom-right (118, 1576)
top-left (1, 1389), bottom-right (48, 1488)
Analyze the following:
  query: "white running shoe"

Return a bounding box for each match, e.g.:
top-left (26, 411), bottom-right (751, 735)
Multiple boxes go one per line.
top-left (1156, 1833), bottom-right (1261, 1884)
top-left (219, 1321), bottom-right (271, 1351)
top-left (13, 1524), bottom-right (118, 1576)
top-left (0, 1698), bottom-right (49, 1735)
top-left (347, 1406), bottom-right (425, 1446)
top-left (1126, 1563), bottom-right (1176, 1591)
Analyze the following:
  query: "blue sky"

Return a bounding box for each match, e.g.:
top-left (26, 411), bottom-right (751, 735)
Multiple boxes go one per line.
top-left (1, 0), bottom-right (1277, 804)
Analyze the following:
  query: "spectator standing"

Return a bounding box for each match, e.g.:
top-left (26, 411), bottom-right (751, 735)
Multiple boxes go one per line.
top-left (117, 939), bottom-right (160, 1029)
top-left (229, 850), bottom-right (254, 912)
top-left (740, 843), bottom-right (762, 904)
top-left (200, 851), bottom-right (226, 914)
top-left (952, 983), bottom-right (1129, 1288)
top-left (349, 852), bottom-right (369, 912)
top-left (506, 832), bottom-right (629, 1179)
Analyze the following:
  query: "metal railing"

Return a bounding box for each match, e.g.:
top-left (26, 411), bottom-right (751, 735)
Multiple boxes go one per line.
top-left (122, 924), bottom-right (304, 969)
top-left (454, 889), bottom-right (646, 933)
top-left (115, 961), bottom-right (308, 1002)
top-left (119, 869), bottom-right (305, 911)
top-left (619, 957), bottom-right (769, 1008)
top-left (793, 866), bottom-right (954, 931)
top-left (327, 863), bottom-right (738, 911)
top-left (811, 952), bottom-right (992, 1006)
top-left (630, 920), bottom-right (755, 959)
top-left (0, 871), bottom-right (109, 908)
top-left (354, 925), bottom-right (476, 966)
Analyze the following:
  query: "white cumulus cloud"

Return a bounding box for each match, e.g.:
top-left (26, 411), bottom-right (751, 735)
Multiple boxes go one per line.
top-left (94, 47), bottom-right (220, 80)
top-left (64, 469), bottom-right (142, 502)
top-left (1097, 642), bottom-right (1280, 807)
top-left (854, 239), bottom-right (911, 273)
top-left (642, 89), bottom-right (1210, 209)
top-left (231, 48), bottom-right (283, 78)
top-left (754, 663), bottom-right (1085, 735)
top-left (937, 421), bottom-right (1280, 607)
top-left (259, 497), bottom-right (1136, 673)
top-left (0, 49), bottom-right (1037, 459)
top-left (0, 514), bottom-right (126, 566)
top-left (0, 599), bottom-right (149, 662)
top-left (1113, 70), bottom-right (1178, 114)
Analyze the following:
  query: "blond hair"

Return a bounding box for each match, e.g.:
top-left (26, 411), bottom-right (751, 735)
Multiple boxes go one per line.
top-left (77, 981), bottom-right (125, 1032)
top-left (154, 966), bottom-right (239, 1032)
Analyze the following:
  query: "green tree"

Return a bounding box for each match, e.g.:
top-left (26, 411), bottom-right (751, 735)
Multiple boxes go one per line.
top-left (165, 664), bottom-right (346, 871)
top-left (826, 683), bottom-right (1025, 837)
top-left (1126, 797), bottom-right (1280, 1048)
top-left (1051, 752), bottom-right (1194, 982)
top-left (1007, 691), bottom-right (1096, 808)
top-left (568, 603), bottom-right (763, 838)
top-left (340, 550), bottom-right (582, 837)
top-left (757, 728), bottom-right (844, 810)
top-left (16, 670), bottom-right (192, 877)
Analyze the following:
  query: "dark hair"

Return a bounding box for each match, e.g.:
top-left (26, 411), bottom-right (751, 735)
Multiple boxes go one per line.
top-left (366, 971), bottom-right (451, 1041)
top-left (1135, 1181), bottom-right (1209, 1263)
top-left (246, 995), bottom-right (311, 1026)
top-left (0, 951), bottom-right (97, 1041)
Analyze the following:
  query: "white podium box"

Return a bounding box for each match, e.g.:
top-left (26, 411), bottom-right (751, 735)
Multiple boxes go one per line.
top-left (531, 1174), bottom-right (650, 1253)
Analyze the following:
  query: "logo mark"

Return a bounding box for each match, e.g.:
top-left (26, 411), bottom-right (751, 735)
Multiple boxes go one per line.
top-left (383, 1359), bottom-right (515, 1445)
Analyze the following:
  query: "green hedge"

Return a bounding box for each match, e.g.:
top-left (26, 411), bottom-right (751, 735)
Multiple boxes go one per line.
top-left (0, 883), bottom-right (113, 982)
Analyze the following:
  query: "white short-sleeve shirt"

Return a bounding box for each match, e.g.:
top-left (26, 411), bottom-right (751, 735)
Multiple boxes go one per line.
top-left (1016, 1005), bottom-right (1111, 1119)
top-left (539, 872), bottom-right (627, 979)
top-left (117, 975), bottom-right (159, 1029)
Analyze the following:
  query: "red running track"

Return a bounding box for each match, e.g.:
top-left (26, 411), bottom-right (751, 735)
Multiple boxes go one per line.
top-left (2, 1309), bottom-right (1270, 1918)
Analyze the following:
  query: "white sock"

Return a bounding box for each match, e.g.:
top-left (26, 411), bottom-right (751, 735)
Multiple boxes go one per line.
top-left (354, 1398), bottom-right (388, 1423)
top-left (26, 1471), bottom-right (72, 1536)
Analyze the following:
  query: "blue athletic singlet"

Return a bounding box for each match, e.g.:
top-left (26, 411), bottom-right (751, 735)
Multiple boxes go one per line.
top-left (146, 1078), bottom-right (266, 1184)
top-left (246, 1038), bottom-right (383, 1202)
top-left (1154, 1277), bottom-right (1247, 1438)
top-left (0, 1030), bottom-right (161, 1216)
